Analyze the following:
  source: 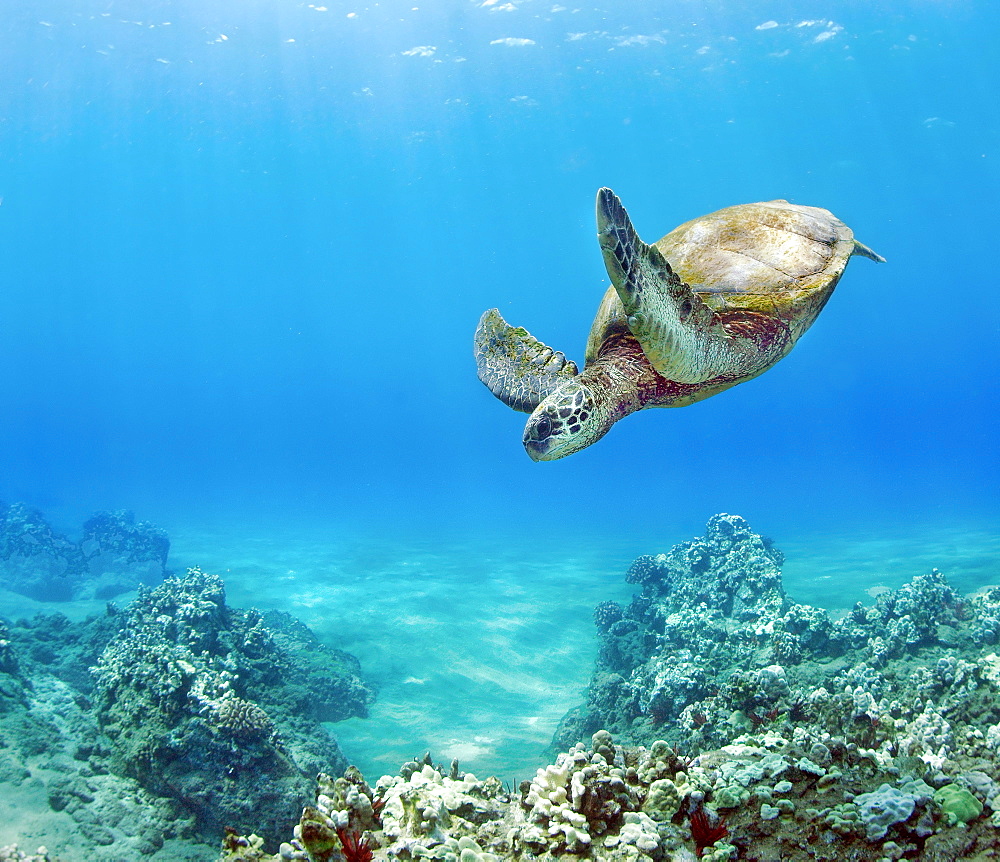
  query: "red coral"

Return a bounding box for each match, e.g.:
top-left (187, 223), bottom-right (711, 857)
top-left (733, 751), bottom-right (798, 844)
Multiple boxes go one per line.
top-left (336, 827), bottom-right (374, 862)
top-left (689, 808), bottom-right (728, 857)
top-left (671, 746), bottom-right (695, 771)
top-left (947, 596), bottom-right (971, 621)
top-left (745, 707), bottom-right (781, 726)
top-left (648, 702), bottom-right (672, 726)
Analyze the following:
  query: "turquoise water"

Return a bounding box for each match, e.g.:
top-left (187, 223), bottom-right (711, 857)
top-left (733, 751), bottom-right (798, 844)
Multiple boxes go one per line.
top-left (0, 0), bottom-right (998, 855)
top-left (6, 514), bottom-right (996, 789)
top-left (166, 517), bottom-right (999, 784)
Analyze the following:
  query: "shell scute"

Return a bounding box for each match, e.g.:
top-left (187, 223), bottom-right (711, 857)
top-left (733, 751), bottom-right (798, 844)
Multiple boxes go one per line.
top-left (656, 201), bottom-right (852, 297)
top-left (713, 223), bottom-right (832, 277)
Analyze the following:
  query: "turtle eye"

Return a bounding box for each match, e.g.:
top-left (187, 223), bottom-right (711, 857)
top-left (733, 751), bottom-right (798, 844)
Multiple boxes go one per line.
top-left (535, 415), bottom-right (552, 439)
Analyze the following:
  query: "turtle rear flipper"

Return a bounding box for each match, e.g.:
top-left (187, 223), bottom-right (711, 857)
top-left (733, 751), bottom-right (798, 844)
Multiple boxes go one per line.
top-left (474, 308), bottom-right (579, 413)
top-left (596, 188), bottom-right (790, 383)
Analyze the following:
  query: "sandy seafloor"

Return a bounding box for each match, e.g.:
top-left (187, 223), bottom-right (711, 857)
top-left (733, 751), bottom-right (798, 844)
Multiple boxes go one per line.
top-left (1, 515), bottom-right (998, 857)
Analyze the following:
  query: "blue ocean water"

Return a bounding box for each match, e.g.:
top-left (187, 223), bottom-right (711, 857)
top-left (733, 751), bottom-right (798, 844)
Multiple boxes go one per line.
top-left (1, 0), bottom-right (998, 848)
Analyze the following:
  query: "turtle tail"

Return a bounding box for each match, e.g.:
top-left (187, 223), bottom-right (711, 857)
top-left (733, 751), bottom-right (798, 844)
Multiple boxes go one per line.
top-left (852, 239), bottom-right (886, 263)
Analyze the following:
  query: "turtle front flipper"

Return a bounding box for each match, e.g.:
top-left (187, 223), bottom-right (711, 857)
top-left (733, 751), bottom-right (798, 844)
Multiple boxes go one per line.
top-left (596, 188), bottom-right (791, 383)
top-left (474, 308), bottom-right (580, 413)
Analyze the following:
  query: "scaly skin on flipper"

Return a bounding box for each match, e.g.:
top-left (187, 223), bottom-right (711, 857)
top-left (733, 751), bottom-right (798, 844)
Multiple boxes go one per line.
top-left (597, 188), bottom-right (792, 384)
top-left (474, 308), bottom-right (579, 413)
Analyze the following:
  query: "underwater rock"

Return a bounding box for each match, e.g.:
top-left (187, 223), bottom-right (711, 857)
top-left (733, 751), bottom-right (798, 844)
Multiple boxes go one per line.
top-left (624, 514), bottom-right (786, 621)
top-left (7, 607), bottom-right (124, 695)
top-left (0, 503), bottom-right (86, 601)
top-left (530, 513), bottom-right (1000, 859)
top-left (0, 847), bottom-right (58, 862)
top-left (77, 509), bottom-right (170, 600)
top-left (8, 512), bottom-right (1000, 860)
top-left (556, 514), bottom-right (792, 748)
top-left (831, 568), bottom-right (959, 661)
top-left (1, 568), bottom-right (375, 859)
top-left (90, 567), bottom-right (375, 845)
top-left (0, 503), bottom-right (170, 601)
top-left (0, 635), bottom-right (199, 860)
top-left (260, 609), bottom-right (375, 727)
top-left (0, 620), bottom-right (28, 715)
top-left (631, 650), bottom-right (711, 728)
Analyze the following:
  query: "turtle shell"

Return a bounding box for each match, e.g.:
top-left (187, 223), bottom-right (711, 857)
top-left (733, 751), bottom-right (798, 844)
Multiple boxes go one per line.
top-left (586, 200), bottom-right (872, 364)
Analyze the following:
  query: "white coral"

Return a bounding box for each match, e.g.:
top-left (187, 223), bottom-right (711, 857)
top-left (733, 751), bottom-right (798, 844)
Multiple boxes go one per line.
top-left (523, 747), bottom-right (594, 850)
top-left (898, 702), bottom-right (952, 761)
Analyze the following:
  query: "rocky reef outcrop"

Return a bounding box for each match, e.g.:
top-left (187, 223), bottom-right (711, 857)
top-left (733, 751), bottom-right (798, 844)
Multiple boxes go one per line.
top-left (556, 514), bottom-right (792, 747)
top-left (90, 568), bottom-right (375, 843)
top-left (1, 568), bottom-right (375, 858)
top-left (7, 514), bottom-right (1000, 861)
top-left (554, 513), bottom-right (1000, 756)
top-left (0, 504), bottom-right (169, 601)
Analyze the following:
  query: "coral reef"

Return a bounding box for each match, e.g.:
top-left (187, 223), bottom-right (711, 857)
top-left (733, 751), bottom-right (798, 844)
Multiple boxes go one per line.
top-left (91, 567), bottom-right (375, 843)
top-left (623, 514), bottom-right (785, 621)
top-left (0, 503), bottom-right (85, 602)
top-left (1, 567), bottom-right (374, 858)
top-left (0, 503), bottom-right (169, 601)
top-left (525, 513), bottom-right (1000, 857)
top-left (0, 847), bottom-right (56, 862)
top-left (220, 722), bottom-right (1000, 861)
top-left (933, 783), bottom-right (983, 826)
top-left (7, 512), bottom-right (1000, 861)
top-left (7, 602), bottom-right (125, 695)
top-left (555, 514), bottom-right (1000, 764)
top-left (78, 509), bottom-right (170, 600)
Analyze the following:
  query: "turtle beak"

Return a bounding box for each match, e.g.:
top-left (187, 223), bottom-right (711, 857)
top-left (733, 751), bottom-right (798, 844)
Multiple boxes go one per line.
top-left (524, 436), bottom-right (553, 462)
top-left (523, 412), bottom-right (560, 461)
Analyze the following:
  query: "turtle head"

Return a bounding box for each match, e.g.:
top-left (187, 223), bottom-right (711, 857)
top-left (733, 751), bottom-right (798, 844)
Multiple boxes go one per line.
top-left (522, 380), bottom-right (607, 461)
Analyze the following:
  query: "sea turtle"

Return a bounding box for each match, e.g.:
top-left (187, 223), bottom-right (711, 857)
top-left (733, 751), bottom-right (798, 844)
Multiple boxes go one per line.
top-left (475, 187), bottom-right (884, 461)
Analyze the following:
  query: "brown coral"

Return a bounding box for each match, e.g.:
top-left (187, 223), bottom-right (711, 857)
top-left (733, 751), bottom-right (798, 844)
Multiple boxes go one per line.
top-left (212, 696), bottom-right (274, 738)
